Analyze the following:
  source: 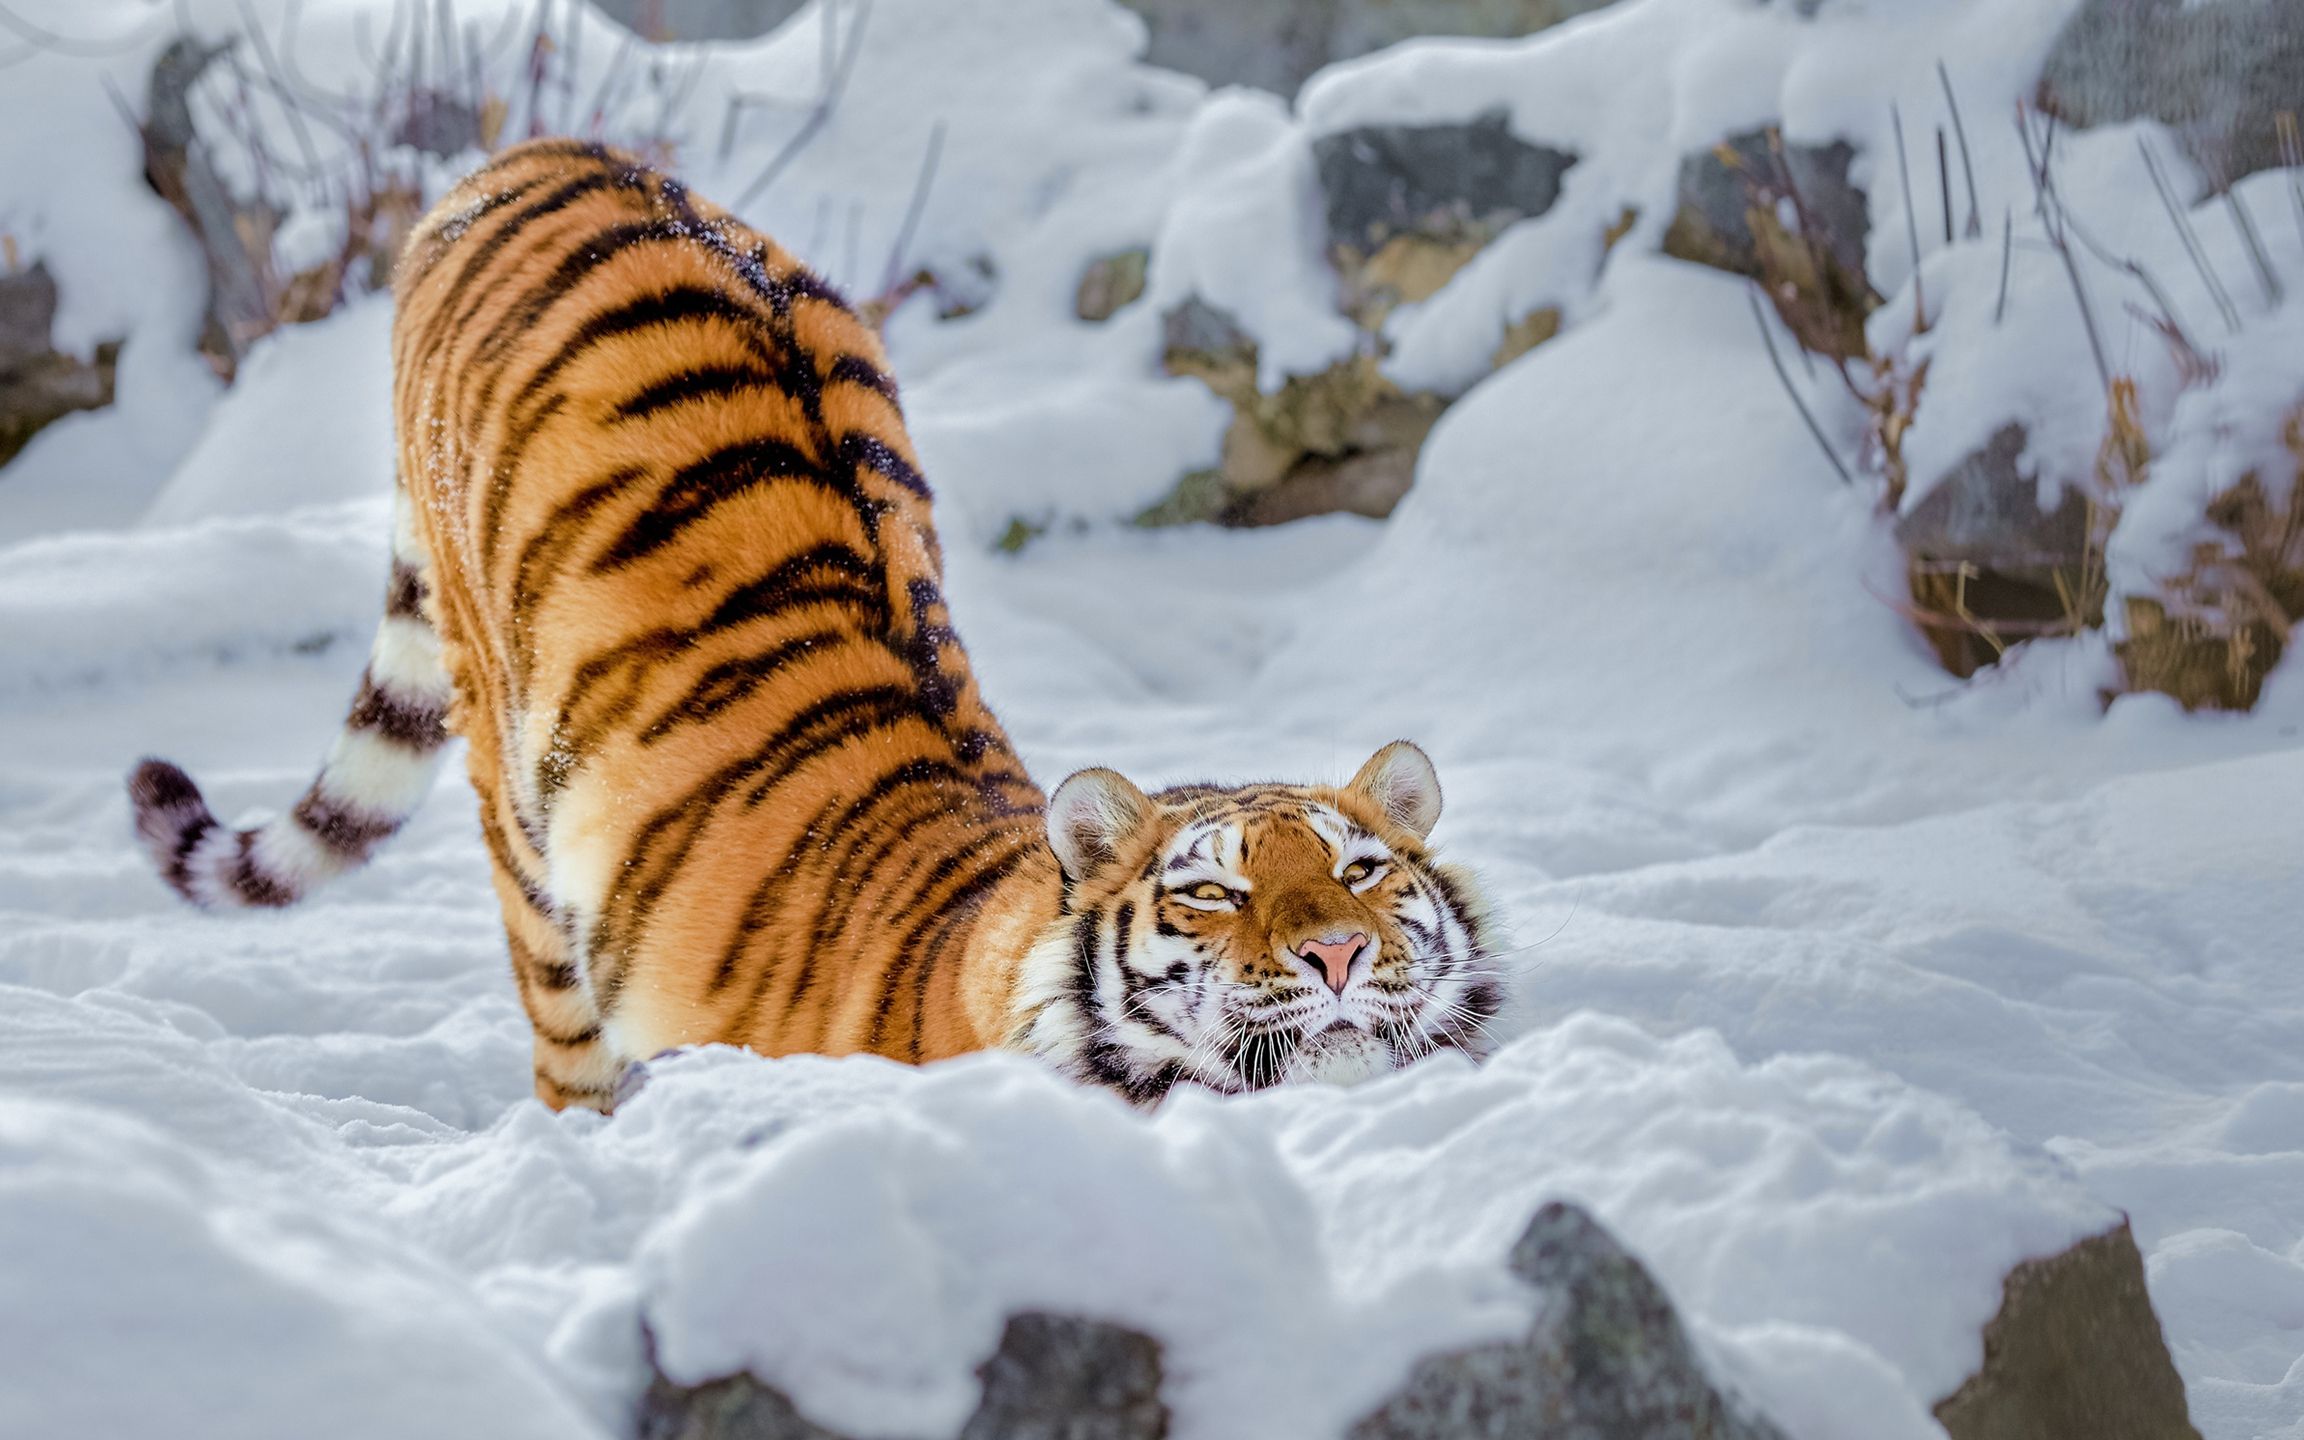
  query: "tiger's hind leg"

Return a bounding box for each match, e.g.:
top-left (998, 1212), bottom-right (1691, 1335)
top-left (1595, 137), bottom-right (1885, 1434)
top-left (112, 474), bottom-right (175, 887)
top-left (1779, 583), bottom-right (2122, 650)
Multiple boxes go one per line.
top-left (478, 809), bottom-right (621, 1112)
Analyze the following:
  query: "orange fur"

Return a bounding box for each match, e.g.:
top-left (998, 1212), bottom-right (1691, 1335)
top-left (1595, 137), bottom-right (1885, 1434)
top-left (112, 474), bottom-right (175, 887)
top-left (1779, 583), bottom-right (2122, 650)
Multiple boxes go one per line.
top-left (392, 140), bottom-right (1057, 1107)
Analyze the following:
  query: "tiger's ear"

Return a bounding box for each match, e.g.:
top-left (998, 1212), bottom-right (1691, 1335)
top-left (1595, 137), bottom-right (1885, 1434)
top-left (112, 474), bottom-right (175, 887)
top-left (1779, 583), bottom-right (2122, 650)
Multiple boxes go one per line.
top-left (1047, 768), bottom-right (1153, 883)
top-left (1348, 741), bottom-right (1442, 840)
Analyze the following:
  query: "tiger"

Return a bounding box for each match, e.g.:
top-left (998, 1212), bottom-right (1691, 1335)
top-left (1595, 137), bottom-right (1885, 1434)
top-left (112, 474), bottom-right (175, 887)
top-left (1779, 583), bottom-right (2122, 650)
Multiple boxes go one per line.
top-left (126, 139), bottom-right (1503, 1111)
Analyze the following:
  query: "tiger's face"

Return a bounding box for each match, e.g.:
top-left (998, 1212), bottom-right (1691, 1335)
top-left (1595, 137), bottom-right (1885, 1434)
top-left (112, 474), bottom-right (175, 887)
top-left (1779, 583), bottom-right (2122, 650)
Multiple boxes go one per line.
top-left (1016, 742), bottom-right (1502, 1102)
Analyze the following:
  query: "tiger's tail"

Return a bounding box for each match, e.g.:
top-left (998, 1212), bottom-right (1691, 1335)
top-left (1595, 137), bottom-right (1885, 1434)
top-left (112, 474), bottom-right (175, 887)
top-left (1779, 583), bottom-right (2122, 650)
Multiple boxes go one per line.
top-left (128, 492), bottom-right (456, 908)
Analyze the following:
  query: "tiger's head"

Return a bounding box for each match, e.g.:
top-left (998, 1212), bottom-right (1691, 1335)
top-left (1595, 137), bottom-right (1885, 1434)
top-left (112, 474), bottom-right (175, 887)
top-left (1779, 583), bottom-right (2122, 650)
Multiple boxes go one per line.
top-left (1015, 742), bottom-right (1503, 1103)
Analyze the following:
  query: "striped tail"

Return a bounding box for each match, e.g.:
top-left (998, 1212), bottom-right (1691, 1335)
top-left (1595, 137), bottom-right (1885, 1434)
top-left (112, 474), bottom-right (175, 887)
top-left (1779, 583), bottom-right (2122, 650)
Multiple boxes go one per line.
top-left (128, 495), bottom-right (456, 908)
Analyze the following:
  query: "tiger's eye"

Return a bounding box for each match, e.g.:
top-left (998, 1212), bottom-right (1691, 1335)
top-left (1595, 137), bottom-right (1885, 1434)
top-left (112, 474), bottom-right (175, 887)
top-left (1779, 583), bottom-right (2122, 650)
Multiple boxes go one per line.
top-left (1340, 860), bottom-right (1377, 885)
top-left (1185, 881), bottom-right (1232, 903)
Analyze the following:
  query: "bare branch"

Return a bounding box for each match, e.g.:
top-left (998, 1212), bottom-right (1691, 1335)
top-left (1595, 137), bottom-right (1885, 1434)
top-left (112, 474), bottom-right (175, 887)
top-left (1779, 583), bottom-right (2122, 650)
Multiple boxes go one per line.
top-left (2222, 175), bottom-right (2282, 309)
top-left (877, 118), bottom-right (946, 297)
top-left (1994, 208), bottom-right (2013, 325)
top-left (1892, 103), bottom-right (1926, 328)
top-left (1748, 284), bottom-right (1853, 487)
top-left (736, 0), bottom-right (874, 209)
top-left (582, 27), bottom-right (640, 136)
top-left (2279, 113), bottom-right (2304, 258)
top-left (1936, 60), bottom-right (1982, 239)
top-left (2138, 133), bottom-right (2239, 333)
top-left (236, 0), bottom-right (327, 180)
top-left (2017, 102), bottom-right (2112, 392)
top-left (1935, 126), bottom-right (1953, 246)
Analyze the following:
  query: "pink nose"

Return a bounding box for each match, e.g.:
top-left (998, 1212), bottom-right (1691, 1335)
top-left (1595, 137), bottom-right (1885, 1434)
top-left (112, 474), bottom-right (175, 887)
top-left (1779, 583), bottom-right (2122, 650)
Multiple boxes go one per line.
top-left (1295, 934), bottom-right (1366, 993)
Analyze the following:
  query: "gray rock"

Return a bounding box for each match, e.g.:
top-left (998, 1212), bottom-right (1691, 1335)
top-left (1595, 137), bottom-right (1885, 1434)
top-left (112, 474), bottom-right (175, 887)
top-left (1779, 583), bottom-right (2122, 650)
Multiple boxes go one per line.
top-left (960, 1313), bottom-right (1168, 1440)
top-left (591, 0), bottom-right (806, 41)
top-left (638, 1367), bottom-right (851, 1440)
top-left (639, 1313), bottom-right (1167, 1440)
top-left (1118, 0), bottom-right (1628, 97)
top-left (1160, 295), bottom-right (1259, 380)
top-left (1661, 127), bottom-right (1874, 357)
top-left (2038, 0), bottom-right (2304, 189)
top-left (0, 263), bottom-right (118, 470)
top-left (1124, 0), bottom-right (1337, 96)
top-left (1934, 1219), bottom-right (2203, 1440)
top-left (1076, 249), bottom-right (1150, 324)
top-left (1895, 423), bottom-right (2101, 677)
top-left (1895, 423), bottom-right (2092, 575)
top-left (1230, 439), bottom-right (1422, 527)
top-left (1350, 1201), bottom-right (1790, 1440)
top-left (1661, 129), bottom-right (1869, 293)
top-left (1314, 109), bottom-right (1578, 262)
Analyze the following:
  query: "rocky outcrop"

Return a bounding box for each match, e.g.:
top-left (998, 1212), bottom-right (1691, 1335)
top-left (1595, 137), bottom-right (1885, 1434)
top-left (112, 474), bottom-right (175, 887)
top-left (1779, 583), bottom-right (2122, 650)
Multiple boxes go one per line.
top-left (2037, 0), bottom-right (2304, 189)
top-left (637, 1201), bottom-right (2205, 1440)
top-left (1148, 296), bottom-right (1443, 526)
top-left (640, 1313), bottom-right (1170, 1440)
top-left (1661, 128), bottom-right (1874, 358)
top-left (1896, 424), bottom-right (2103, 677)
top-left (1075, 249), bottom-right (1150, 323)
top-left (1934, 1219), bottom-right (2202, 1440)
top-left (2116, 474), bottom-right (2303, 711)
top-left (1350, 1201), bottom-right (1789, 1440)
top-left (1315, 111), bottom-right (1577, 326)
top-left (959, 1313), bottom-right (1168, 1440)
top-left (0, 263), bottom-right (119, 469)
top-left (1145, 113), bottom-right (1573, 527)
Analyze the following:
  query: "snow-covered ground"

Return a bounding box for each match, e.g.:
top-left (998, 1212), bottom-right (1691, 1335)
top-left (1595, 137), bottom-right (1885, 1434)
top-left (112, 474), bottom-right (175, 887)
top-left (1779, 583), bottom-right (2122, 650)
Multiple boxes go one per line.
top-left (2, 0), bottom-right (2301, 1437)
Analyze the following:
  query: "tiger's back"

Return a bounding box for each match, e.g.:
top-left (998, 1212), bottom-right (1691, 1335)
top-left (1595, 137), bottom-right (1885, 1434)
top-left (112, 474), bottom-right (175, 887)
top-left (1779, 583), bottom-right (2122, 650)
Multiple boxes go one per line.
top-left (401, 141), bottom-right (1059, 1104)
top-left (137, 141), bottom-right (1056, 1108)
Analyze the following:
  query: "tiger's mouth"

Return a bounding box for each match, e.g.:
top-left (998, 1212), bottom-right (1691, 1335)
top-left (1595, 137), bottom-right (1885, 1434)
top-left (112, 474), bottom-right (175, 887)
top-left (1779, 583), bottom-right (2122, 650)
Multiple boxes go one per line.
top-left (1222, 1017), bottom-right (1398, 1091)
top-left (1277, 1022), bottom-right (1394, 1086)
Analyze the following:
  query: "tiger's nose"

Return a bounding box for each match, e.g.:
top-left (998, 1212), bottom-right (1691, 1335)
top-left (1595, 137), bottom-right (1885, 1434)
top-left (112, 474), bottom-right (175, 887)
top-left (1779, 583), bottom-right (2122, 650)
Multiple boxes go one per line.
top-left (1294, 934), bottom-right (1367, 993)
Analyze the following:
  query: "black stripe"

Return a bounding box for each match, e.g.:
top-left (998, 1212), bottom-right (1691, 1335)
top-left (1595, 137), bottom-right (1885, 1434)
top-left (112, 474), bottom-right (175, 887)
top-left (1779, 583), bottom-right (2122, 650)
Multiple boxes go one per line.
top-left (840, 432), bottom-right (931, 497)
top-left (1067, 907), bottom-right (1136, 1091)
top-left (590, 686), bottom-right (934, 1005)
top-left (507, 928), bottom-right (583, 991)
top-left (424, 172), bottom-right (550, 251)
top-left (591, 437), bottom-right (820, 572)
top-left (383, 561), bottom-right (427, 620)
top-left (230, 831), bottom-right (297, 908)
top-left (476, 803), bottom-right (555, 920)
top-left (345, 673), bottom-right (449, 750)
top-left (703, 543), bottom-right (886, 633)
top-left (708, 788), bottom-right (852, 997)
top-left (611, 363), bottom-right (783, 423)
top-left (544, 553), bottom-right (889, 788)
top-left (469, 218), bottom-right (691, 371)
top-left (166, 813), bottom-right (216, 898)
top-left (503, 285), bottom-right (784, 429)
top-left (532, 1018), bottom-right (604, 1046)
top-left (509, 465), bottom-right (648, 632)
top-left (826, 353), bottom-right (898, 403)
top-left (416, 170), bottom-right (627, 359)
top-left (871, 840), bottom-right (1033, 1054)
top-left (640, 628), bottom-right (845, 740)
top-left (476, 392), bottom-right (569, 581)
top-left (475, 139), bottom-right (612, 178)
top-left (291, 790), bottom-right (402, 858)
top-left (783, 769), bottom-right (972, 1004)
top-left (534, 1065), bottom-right (613, 1098)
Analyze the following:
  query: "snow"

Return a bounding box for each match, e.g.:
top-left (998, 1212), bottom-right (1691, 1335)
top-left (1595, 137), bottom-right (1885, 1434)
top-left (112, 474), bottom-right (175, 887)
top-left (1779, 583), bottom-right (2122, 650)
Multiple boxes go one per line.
top-left (3, 0), bottom-right (2303, 1437)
